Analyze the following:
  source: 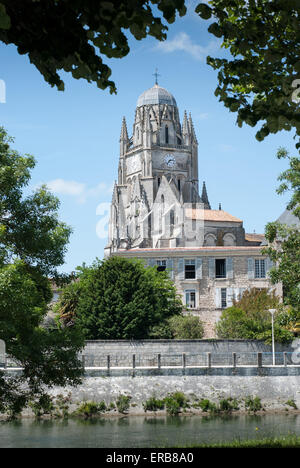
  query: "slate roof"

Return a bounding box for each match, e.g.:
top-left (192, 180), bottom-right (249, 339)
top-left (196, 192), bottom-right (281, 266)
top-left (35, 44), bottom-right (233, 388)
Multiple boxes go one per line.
top-left (137, 84), bottom-right (177, 107)
top-left (276, 209), bottom-right (300, 227)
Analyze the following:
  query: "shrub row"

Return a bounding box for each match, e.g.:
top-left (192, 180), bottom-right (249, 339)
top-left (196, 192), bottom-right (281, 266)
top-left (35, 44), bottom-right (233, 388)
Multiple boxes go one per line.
top-left (28, 392), bottom-right (299, 420)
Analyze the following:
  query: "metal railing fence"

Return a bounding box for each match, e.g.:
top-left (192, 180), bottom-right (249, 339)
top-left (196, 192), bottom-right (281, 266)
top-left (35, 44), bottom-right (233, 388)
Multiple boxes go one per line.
top-left (1, 352), bottom-right (297, 370)
top-left (78, 352), bottom-right (296, 369)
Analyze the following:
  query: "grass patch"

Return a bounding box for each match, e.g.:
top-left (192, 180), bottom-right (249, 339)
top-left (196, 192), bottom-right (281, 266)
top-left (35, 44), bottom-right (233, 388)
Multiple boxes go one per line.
top-left (170, 435), bottom-right (300, 448)
top-left (75, 401), bottom-right (107, 418)
top-left (143, 396), bottom-right (165, 412)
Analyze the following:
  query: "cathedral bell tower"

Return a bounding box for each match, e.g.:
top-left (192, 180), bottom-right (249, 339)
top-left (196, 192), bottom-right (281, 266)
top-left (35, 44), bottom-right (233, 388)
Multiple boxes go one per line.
top-left (105, 80), bottom-right (210, 256)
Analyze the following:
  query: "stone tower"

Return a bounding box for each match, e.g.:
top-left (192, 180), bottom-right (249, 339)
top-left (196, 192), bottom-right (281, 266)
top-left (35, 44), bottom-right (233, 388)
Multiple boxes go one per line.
top-left (105, 83), bottom-right (210, 256)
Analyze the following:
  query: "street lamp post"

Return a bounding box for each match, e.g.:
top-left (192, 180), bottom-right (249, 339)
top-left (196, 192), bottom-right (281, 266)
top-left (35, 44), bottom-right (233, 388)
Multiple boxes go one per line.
top-left (269, 309), bottom-right (276, 366)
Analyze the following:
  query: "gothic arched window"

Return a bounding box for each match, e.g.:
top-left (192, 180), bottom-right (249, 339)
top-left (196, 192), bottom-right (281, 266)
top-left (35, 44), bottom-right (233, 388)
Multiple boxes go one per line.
top-left (159, 195), bottom-right (165, 234)
top-left (165, 126), bottom-right (169, 144)
top-left (170, 209), bottom-right (174, 236)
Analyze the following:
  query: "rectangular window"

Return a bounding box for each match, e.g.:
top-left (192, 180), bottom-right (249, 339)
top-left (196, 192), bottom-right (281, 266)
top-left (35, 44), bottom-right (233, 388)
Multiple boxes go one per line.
top-left (185, 259), bottom-right (196, 279)
top-left (221, 288), bottom-right (227, 308)
top-left (185, 290), bottom-right (196, 308)
top-left (216, 259), bottom-right (226, 278)
top-left (156, 259), bottom-right (166, 272)
top-left (255, 259), bottom-right (266, 278)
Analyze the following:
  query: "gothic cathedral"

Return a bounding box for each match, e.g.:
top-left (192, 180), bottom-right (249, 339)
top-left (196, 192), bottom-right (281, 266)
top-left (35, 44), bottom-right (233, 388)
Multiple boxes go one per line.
top-left (104, 82), bottom-right (280, 337)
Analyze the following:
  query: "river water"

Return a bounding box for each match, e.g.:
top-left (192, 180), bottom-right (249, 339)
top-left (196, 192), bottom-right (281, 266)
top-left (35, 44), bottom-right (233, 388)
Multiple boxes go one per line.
top-left (1, 413), bottom-right (300, 448)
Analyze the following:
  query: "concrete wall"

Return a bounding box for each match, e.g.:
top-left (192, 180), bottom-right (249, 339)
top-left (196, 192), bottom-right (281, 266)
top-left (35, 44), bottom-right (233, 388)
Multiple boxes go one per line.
top-left (84, 339), bottom-right (293, 355)
top-left (73, 372), bottom-right (300, 411)
top-left (82, 339), bottom-right (294, 368)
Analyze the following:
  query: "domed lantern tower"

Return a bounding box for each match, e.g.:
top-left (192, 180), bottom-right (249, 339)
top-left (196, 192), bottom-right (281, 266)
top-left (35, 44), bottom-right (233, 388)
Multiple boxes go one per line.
top-left (105, 81), bottom-right (205, 255)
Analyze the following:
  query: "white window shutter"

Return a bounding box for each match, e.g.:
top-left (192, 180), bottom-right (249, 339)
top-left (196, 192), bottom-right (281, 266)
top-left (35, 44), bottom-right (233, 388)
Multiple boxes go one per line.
top-left (239, 288), bottom-right (246, 300)
top-left (196, 258), bottom-right (202, 279)
top-left (266, 257), bottom-right (273, 277)
top-left (208, 258), bottom-right (215, 279)
top-left (215, 288), bottom-right (221, 308)
top-left (226, 257), bottom-right (233, 279)
top-left (227, 288), bottom-right (234, 307)
top-left (177, 258), bottom-right (184, 280)
top-left (247, 258), bottom-right (254, 279)
top-left (234, 288), bottom-right (240, 303)
top-left (166, 258), bottom-right (174, 279)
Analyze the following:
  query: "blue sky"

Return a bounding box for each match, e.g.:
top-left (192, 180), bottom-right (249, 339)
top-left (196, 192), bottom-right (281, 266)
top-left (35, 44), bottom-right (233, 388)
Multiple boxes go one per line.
top-left (0, 1), bottom-right (294, 272)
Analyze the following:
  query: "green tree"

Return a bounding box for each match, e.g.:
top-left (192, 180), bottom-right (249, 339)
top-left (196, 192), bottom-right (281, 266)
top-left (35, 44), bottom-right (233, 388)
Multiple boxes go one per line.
top-left (216, 307), bottom-right (249, 340)
top-left (216, 289), bottom-right (293, 343)
top-left (0, 128), bottom-right (71, 274)
top-left (263, 146), bottom-right (300, 313)
top-left (232, 288), bottom-right (281, 322)
top-left (0, 0), bottom-right (186, 93)
top-left (0, 127), bottom-right (85, 417)
top-left (196, 0), bottom-right (300, 150)
top-left (264, 223), bottom-right (300, 313)
top-left (275, 147), bottom-right (300, 219)
top-left (56, 256), bottom-right (183, 339)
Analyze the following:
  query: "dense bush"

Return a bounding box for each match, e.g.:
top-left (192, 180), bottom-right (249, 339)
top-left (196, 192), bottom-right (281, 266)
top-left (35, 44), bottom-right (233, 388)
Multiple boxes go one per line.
top-left (116, 395), bottom-right (131, 414)
top-left (164, 397), bottom-right (181, 416)
top-left (169, 315), bottom-right (204, 339)
top-left (244, 396), bottom-right (262, 413)
top-left (149, 314), bottom-right (204, 339)
top-left (197, 399), bottom-right (218, 413)
top-left (143, 396), bottom-right (165, 412)
top-left (76, 401), bottom-right (103, 418)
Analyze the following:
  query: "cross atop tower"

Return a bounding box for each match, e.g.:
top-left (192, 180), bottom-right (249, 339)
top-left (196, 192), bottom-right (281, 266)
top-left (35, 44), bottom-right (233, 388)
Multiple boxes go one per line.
top-left (153, 68), bottom-right (161, 85)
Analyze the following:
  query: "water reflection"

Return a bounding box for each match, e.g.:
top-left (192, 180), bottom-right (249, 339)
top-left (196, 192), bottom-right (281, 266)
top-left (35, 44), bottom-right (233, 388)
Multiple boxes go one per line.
top-left (1, 414), bottom-right (300, 448)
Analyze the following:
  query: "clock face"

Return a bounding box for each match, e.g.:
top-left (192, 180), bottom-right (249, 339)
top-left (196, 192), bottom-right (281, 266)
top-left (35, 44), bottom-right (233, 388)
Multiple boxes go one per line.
top-left (164, 154), bottom-right (176, 168)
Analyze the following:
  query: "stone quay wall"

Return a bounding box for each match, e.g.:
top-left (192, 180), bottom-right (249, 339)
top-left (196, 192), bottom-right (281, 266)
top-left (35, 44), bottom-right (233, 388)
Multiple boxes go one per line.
top-left (5, 367), bottom-right (300, 413)
top-left (50, 369), bottom-right (300, 412)
top-left (3, 340), bottom-right (300, 415)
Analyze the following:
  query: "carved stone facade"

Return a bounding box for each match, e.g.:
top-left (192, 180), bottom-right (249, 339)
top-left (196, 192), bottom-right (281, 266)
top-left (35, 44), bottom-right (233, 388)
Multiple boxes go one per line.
top-left (104, 83), bottom-right (280, 337)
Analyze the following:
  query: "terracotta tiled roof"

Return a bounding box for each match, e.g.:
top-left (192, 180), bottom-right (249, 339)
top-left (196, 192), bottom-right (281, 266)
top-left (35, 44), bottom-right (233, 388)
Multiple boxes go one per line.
top-left (124, 246), bottom-right (263, 252)
top-left (245, 233), bottom-right (265, 242)
top-left (186, 208), bottom-right (242, 223)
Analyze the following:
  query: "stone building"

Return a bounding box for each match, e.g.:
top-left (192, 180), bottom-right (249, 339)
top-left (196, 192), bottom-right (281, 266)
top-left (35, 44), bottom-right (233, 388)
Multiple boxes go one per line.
top-left (104, 82), bottom-right (280, 337)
